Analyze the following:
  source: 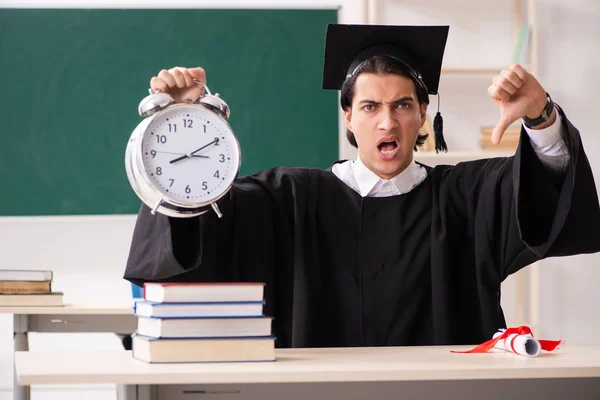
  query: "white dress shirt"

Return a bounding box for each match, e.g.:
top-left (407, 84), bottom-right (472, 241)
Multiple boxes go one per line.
top-left (332, 110), bottom-right (569, 198)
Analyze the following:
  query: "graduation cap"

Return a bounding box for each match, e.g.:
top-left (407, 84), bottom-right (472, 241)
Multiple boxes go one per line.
top-left (322, 24), bottom-right (450, 152)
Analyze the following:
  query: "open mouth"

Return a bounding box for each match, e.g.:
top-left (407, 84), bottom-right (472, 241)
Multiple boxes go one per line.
top-left (378, 140), bottom-right (398, 154)
top-left (377, 137), bottom-right (399, 159)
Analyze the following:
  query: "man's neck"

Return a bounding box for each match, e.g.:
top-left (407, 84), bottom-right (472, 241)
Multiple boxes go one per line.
top-left (356, 155), bottom-right (413, 180)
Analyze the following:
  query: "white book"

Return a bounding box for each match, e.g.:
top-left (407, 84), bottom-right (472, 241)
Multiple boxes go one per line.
top-left (136, 316), bottom-right (272, 338)
top-left (0, 269), bottom-right (52, 282)
top-left (134, 301), bottom-right (264, 318)
top-left (143, 282), bottom-right (265, 303)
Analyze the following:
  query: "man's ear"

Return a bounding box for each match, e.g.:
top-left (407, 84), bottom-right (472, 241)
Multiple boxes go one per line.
top-left (420, 103), bottom-right (428, 128)
top-left (344, 108), bottom-right (352, 132)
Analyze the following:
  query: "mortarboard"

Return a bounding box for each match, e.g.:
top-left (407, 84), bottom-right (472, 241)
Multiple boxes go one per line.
top-left (322, 24), bottom-right (450, 152)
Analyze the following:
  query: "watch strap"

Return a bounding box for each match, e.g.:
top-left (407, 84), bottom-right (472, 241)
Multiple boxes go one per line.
top-left (523, 93), bottom-right (554, 128)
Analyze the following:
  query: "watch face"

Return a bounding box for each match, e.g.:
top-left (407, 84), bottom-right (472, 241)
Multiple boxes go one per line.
top-left (140, 104), bottom-right (240, 205)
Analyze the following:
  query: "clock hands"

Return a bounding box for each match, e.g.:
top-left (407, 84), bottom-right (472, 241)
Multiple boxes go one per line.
top-left (169, 138), bottom-right (219, 164)
top-left (153, 150), bottom-right (209, 158)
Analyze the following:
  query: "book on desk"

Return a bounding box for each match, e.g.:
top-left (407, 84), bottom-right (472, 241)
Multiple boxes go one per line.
top-left (132, 282), bottom-right (275, 363)
top-left (0, 269), bottom-right (63, 306)
top-left (134, 300), bottom-right (265, 318)
top-left (143, 281), bottom-right (266, 303)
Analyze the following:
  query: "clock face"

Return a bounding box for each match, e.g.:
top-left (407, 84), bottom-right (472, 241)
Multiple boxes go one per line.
top-left (140, 104), bottom-right (240, 205)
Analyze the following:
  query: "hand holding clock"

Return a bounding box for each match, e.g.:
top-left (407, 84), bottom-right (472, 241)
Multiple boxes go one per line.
top-left (125, 65), bottom-right (240, 218)
top-left (151, 67), bottom-right (207, 104)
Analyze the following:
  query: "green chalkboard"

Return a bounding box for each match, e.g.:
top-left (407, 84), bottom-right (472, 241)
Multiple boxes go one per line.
top-left (1, 8), bottom-right (338, 216)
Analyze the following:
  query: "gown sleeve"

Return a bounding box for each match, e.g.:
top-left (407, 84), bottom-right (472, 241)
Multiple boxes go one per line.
top-left (122, 167), bottom-right (313, 287)
top-left (443, 105), bottom-right (600, 283)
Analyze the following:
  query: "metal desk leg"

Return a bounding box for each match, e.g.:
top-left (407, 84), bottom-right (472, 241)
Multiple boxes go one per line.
top-left (137, 385), bottom-right (157, 400)
top-left (13, 315), bottom-right (30, 400)
top-left (116, 333), bottom-right (136, 400)
top-left (116, 383), bottom-right (137, 400)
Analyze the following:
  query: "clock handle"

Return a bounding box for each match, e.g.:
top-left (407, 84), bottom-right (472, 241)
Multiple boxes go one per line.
top-left (193, 80), bottom-right (231, 119)
top-left (193, 79), bottom-right (212, 96)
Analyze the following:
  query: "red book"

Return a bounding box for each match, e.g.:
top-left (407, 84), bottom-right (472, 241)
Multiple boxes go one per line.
top-left (143, 282), bottom-right (265, 303)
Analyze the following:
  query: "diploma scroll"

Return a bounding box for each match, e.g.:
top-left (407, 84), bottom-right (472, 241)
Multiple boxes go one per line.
top-left (451, 325), bottom-right (562, 356)
top-left (492, 329), bottom-right (541, 357)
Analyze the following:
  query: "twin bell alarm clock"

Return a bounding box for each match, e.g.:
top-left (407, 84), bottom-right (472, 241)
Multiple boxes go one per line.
top-left (125, 80), bottom-right (241, 218)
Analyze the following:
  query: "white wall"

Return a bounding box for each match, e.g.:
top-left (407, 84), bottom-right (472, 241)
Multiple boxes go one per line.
top-left (533, 0), bottom-right (600, 343)
top-left (2, 0), bottom-right (600, 398)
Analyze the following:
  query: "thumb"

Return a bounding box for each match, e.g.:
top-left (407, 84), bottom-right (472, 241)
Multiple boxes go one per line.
top-left (491, 113), bottom-right (515, 145)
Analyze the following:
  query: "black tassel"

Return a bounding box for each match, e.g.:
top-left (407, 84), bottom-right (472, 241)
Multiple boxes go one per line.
top-left (433, 112), bottom-right (448, 153)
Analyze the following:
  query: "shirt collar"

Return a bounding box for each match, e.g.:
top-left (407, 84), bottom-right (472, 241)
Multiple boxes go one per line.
top-left (352, 156), bottom-right (424, 197)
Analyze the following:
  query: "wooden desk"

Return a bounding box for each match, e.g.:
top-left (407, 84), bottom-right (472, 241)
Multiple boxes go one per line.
top-left (14, 346), bottom-right (600, 400)
top-left (1, 303), bottom-right (137, 400)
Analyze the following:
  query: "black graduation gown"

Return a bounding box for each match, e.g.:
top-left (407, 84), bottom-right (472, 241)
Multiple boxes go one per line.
top-left (124, 106), bottom-right (600, 347)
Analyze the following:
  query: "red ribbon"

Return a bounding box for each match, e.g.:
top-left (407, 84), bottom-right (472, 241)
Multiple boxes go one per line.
top-left (451, 326), bottom-right (563, 354)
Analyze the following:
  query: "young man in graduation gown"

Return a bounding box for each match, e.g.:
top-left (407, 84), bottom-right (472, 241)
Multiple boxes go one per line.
top-left (124, 25), bottom-right (600, 347)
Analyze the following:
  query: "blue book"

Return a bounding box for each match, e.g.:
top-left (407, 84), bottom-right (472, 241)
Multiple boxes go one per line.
top-left (133, 300), bottom-right (265, 318)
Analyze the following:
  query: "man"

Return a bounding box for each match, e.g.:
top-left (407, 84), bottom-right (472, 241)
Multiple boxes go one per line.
top-left (124, 25), bottom-right (600, 347)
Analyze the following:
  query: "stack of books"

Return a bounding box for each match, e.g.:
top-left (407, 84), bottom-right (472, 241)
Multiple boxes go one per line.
top-left (0, 269), bottom-right (63, 306)
top-left (132, 282), bottom-right (275, 363)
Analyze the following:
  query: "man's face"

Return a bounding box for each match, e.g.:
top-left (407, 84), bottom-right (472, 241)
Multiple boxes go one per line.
top-left (344, 73), bottom-right (427, 180)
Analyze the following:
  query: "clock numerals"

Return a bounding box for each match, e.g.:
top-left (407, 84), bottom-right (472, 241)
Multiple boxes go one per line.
top-left (156, 135), bottom-right (167, 144)
top-left (147, 117), bottom-right (234, 199)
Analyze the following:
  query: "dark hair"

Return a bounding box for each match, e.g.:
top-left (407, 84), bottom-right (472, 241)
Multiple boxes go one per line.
top-left (340, 56), bottom-right (429, 150)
